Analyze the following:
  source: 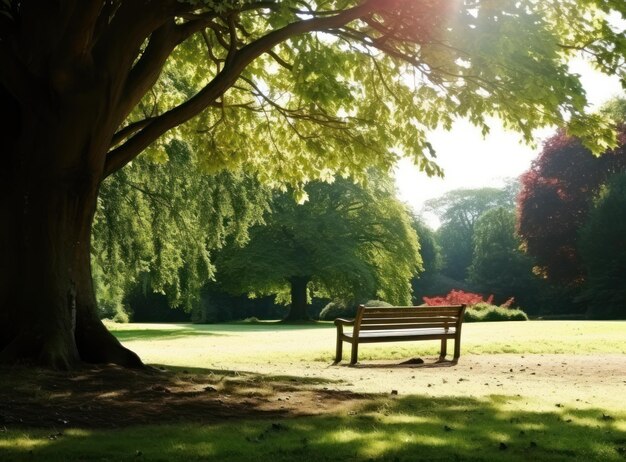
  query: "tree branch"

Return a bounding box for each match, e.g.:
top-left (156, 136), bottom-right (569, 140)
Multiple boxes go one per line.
top-left (116, 17), bottom-right (215, 125)
top-left (93, 0), bottom-right (188, 120)
top-left (239, 76), bottom-right (346, 130)
top-left (225, 13), bottom-right (239, 68)
top-left (201, 29), bottom-right (225, 73)
top-left (104, 0), bottom-right (385, 178)
top-left (266, 49), bottom-right (293, 71)
top-left (111, 118), bottom-right (156, 148)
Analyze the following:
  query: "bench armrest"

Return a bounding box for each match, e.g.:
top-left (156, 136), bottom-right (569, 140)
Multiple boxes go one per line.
top-left (334, 318), bottom-right (355, 327)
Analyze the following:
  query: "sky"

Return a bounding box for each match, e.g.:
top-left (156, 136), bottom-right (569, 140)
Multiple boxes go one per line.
top-left (395, 61), bottom-right (625, 228)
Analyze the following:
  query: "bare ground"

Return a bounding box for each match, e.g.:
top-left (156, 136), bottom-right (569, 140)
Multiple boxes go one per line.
top-left (282, 354), bottom-right (626, 404)
top-left (0, 365), bottom-right (366, 429)
top-left (1, 354), bottom-right (624, 430)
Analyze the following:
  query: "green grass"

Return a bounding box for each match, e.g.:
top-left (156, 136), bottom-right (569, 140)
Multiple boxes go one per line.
top-left (1, 321), bottom-right (625, 461)
top-left (106, 320), bottom-right (626, 368)
top-left (111, 328), bottom-right (224, 342)
top-left (2, 394), bottom-right (624, 461)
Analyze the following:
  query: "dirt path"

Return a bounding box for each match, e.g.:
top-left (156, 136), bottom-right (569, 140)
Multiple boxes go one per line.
top-left (1, 354), bottom-right (624, 430)
top-left (229, 353), bottom-right (626, 407)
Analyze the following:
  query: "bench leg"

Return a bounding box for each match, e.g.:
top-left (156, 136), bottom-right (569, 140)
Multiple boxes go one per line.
top-left (453, 336), bottom-right (461, 362)
top-left (334, 337), bottom-right (343, 364)
top-left (439, 338), bottom-right (447, 361)
top-left (350, 342), bottom-right (359, 365)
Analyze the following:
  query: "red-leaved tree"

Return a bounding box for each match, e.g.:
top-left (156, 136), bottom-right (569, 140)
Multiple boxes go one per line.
top-left (517, 127), bottom-right (626, 286)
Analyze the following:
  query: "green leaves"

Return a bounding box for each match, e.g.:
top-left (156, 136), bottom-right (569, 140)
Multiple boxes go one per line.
top-left (427, 185), bottom-right (518, 281)
top-left (118, 0), bottom-right (626, 193)
top-left (216, 172), bottom-right (421, 306)
top-left (578, 172), bottom-right (626, 318)
top-left (92, 140), bottom-right (271, 313)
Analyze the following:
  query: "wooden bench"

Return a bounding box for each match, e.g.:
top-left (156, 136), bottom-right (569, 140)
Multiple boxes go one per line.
top-left (334, 304), bottom-right (466, 365)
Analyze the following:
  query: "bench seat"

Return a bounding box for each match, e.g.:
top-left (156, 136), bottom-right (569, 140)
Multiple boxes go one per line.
top-left (344, 327), bottom-right (457, 341)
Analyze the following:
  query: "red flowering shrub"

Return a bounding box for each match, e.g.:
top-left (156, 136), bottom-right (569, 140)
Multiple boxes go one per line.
top-left (423, 290), bottom-right (526, 321)
top-left (423, 289), bottom-right (492, 306)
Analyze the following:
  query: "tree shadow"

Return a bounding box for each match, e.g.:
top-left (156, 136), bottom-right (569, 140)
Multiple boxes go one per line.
top-left (111, 328), bottom-right (224, 342)
top-left (158, 364), bottom-right (346, 386)
top-left (0, 365), bottom-right (352, 430)
top-left (215, 321), bottom-right (333, 332)
top-left (2, 390), bottom-right (624, 461)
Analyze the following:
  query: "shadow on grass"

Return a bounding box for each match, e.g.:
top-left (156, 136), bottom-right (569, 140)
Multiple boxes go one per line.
top-left (109, 322), bottom-right (333, 341)
top-left (2, 392), bottom-right (624, 462)
top-left (111, 328), bottom-right (222, 342)
top-left (218, 321), bottom-right (333, 332)
top-left (0, 365), bottom-right (351, 430)
top-left (155, 364), bottom-right (345, 386)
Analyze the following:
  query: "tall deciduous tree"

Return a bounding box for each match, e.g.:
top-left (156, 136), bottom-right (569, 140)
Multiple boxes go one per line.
top-left (426, 186), bottom-right (516, 280)
top-left (517, 120), bottom-right (626, 286)
top-left (1, 1), bottom-right (624, 368)
top-left (410, 218), bottom-right (442, 301)
top-left (468, 207), bottom-right (540, 310)
top-left (578, 172), bottom-right (626, 319)
top-left (216, 176), bottom-right (421, 321)
top-left (411, 218), bottom-right (440, 276)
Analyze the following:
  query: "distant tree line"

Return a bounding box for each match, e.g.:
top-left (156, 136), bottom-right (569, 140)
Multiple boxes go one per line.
top-left (416, 99), bottom-right (626, 319)
top-left (417, 183), bottom-right (542, 312)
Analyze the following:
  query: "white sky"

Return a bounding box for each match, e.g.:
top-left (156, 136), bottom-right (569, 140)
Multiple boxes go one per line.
top-left (395, 61), bottom-right (625, 228)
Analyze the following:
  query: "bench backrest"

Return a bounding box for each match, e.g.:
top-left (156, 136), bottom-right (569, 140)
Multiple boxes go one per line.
top-left (354, 304), bottom-right (466, 336)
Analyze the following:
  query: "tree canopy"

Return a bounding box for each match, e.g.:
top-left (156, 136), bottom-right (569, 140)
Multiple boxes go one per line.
top-left (468, 207), bottom-right (540, 309)
top-left (92, 139), bottom-right (271, 320)
top-left (103, 0), bottom-right (622, 181)
top-left (579, 172), bottom-right (626, 319)
top-left (517, 115), bottom-right (626, 286)
top-left (2, 0), bottom-right (626, 368)
top-left (216, 174), bottom-right (421, 320)
top-left (3, 1), bottom-right (623, 186)
top-left (425, 186), bottom-right (516, 280)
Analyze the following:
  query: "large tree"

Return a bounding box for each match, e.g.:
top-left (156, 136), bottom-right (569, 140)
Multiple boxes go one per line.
top-left (216, 175), bottom-right (421, 321)
top-left (468, 207), bottom-right (540, 310)
top-left (409, 217), bottom-right (442, 302)
top-left (579, 172), bottom-right (626, 319)
top-left (1, 0), bottom-right (624, 368)
top-left (517, 116), bottom-right (626, 286)
top-left (426, 186), bottom-right (516, 280)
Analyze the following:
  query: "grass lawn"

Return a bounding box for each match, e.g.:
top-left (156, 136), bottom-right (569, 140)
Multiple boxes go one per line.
top-left (1, 321), bottom-right (625, 461)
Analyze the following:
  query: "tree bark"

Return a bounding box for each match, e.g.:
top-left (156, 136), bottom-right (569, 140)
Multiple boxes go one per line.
top-left (0, 170), bottom-right (143, 369)
top-left (283, 276), bottom-right (311, 321)
top-left (0, 94), bottom-right (143, 369)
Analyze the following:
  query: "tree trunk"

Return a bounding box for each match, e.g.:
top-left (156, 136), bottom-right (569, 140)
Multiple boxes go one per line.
top-left (0, 110), bottom-right (143, 369)
top-left (283, 276), bottom-right (311, 321)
